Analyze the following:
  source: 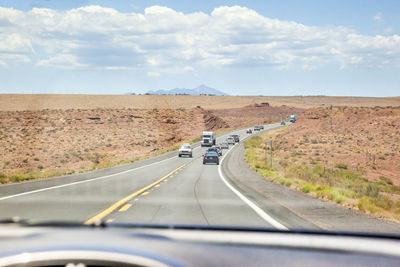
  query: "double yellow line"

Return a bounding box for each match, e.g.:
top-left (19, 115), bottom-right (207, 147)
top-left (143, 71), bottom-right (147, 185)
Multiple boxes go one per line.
top-left (84, 164), bottom-right (186, 225)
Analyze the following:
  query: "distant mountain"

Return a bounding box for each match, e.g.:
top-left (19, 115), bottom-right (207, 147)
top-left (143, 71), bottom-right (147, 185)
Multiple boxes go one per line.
top-left (146, 84), bottom-right (228, 96)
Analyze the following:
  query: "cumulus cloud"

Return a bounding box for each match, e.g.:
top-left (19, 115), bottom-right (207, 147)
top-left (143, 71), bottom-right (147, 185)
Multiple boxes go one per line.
top-left (0, 5), bottom-right (399, 71)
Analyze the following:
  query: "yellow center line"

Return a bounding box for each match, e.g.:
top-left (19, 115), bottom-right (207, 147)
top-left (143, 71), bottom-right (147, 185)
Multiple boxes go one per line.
top-left (155, 184), bottom-right (160, 188)
top-left (142, 191), bottom-right (150, 196)
top-left (118, 204), bottom-right (132, 212)
top-left (84, 163), bottom-right (186, 225)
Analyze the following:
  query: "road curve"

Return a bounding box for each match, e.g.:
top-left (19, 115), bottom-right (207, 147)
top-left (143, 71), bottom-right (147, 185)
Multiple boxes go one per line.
top-left (1, 123), bottom-right (400, 234)
top-left (0, 125), bottom-right (279, 225)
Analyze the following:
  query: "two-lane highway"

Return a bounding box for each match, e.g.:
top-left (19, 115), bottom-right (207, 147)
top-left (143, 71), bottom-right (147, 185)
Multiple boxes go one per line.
top-left (0, 124), bottom-right (283, 227)
top-left (2, 123), bottom-right (400, 234)
top-left (105, 124), bottom-right (286, 228)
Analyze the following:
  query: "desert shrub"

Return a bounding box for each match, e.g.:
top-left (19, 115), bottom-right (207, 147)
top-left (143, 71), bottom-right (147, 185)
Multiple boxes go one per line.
top-left (380, 176), bottom-right (393, 185)
top-left (335, 162), bottom-right (348, 169)
top-left (364, 184), bottom-right (379, 198)
top-left (302, 184), bottom-right (312, 193)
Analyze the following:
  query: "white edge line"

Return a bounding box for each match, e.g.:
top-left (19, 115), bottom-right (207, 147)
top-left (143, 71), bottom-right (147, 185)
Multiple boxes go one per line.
top-left (0, 156), bottom-right (177, 201)
top-left (0, 129), bottom-right (247, 201)
top-left (217, 125), bottom-right (289, 230)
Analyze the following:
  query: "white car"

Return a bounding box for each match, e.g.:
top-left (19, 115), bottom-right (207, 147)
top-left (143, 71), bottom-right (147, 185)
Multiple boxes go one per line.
top-left (178, 143), bottom-right (193, 157)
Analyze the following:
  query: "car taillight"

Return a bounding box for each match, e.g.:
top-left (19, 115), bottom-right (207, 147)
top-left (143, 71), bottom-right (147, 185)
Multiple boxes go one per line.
top-left (204, 156), bottom-right (208, 159)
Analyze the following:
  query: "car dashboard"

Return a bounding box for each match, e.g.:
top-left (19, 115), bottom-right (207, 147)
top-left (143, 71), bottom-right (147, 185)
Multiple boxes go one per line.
top-left (0, 224), bottom-right (399, 267)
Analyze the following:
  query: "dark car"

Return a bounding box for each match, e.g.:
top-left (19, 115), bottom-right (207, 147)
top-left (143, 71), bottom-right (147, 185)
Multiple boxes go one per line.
top-left (207, 146), bottom-right (222, 156)
top-left (203, 151), bottom-right (220, 165)
top-left (230, 134), bottom-right (240, 142)
top-left (254, 126), bottom-right (261, 131)
top-left (259, 125), bottom-right (264, 130)
top-left (281, 121), bottom-right (286, 125)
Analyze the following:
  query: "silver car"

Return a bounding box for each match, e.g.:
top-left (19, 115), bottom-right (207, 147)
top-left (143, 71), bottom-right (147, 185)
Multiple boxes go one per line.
top-left (220, 142), bottom-right (229, 149)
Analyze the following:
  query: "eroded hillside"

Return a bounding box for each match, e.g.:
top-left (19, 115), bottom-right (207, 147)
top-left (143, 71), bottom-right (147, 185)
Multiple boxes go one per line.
top-left (0, 108), bottom-right (228, 182)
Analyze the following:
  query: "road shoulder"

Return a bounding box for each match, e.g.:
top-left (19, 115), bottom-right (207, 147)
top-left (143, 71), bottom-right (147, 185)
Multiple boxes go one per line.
top-left (222, 142), bottom-right (400, 234)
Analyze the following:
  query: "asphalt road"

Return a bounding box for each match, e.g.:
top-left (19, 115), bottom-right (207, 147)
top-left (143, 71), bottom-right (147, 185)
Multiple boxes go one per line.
top-left (1, 123), bottom-right (400, 234)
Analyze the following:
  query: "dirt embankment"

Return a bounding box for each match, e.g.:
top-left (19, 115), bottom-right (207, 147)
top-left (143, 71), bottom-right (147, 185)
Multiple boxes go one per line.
top-left (283, 106), bottom-right (400, 184)
top-left (0, 108), bottom-right (229, 182)
top-left (195, 107), bottom-right (230, 130)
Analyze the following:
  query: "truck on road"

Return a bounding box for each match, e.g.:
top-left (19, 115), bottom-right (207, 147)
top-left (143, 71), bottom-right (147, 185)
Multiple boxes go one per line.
top-left (201, 131), bottom-right (216, 147)
top-left (290, 115), bottom-right (297, 123)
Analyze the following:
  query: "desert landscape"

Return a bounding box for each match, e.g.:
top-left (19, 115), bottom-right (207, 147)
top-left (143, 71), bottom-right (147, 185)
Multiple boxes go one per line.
top-left (0, 95), bottom-right (300, 183)
top-left (245, 105), bottom-right (400, 221)
top-left (1, 93), bottom-right (400, 222)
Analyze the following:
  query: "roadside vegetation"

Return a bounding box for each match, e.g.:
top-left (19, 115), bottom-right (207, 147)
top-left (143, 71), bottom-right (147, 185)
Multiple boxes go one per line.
top-left (244, 107), bottom-right (400, 222)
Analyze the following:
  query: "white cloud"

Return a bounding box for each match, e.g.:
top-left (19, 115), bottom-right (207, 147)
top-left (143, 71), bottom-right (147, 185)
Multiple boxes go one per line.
top-left (0, 5), bottom-right (399, 71)
top-left (36, 54), bottom-right (88, 69)
top-left (373, 13), bottom-right (383, 21)
top-left (147, 71), bottom-right (160, 77)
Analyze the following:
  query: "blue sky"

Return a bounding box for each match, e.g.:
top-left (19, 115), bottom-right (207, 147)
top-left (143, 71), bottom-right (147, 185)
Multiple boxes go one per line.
top-left (0, 0), bottom-right (399, 96)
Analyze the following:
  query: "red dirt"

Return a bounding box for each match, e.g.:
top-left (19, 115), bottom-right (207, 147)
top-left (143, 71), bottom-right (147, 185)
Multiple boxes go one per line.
top-left (276, 106), bottom-right (400, 185)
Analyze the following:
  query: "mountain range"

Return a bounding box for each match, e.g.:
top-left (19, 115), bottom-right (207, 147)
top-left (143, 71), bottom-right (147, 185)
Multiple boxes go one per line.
top-left (145, 84), bottom-right (228, 96)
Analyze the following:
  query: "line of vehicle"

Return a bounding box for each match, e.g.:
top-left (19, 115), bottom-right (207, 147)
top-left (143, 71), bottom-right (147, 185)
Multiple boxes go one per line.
top-left (217, 125), bottom-right (289, 230)
top-left (84, 164), bottom-right (186, 225)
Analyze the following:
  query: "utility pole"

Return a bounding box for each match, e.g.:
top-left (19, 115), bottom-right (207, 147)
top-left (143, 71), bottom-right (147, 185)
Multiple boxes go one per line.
top-left (270, 140), bottom-right (273, 168)
top-left (264, 142), bottom-right (268, 167)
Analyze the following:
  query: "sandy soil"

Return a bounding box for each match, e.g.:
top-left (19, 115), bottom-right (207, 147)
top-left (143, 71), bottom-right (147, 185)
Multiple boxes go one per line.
top-left (1, 94), bottom-right (399, 111)
top-left (273, 106), bottom-right (400, 185)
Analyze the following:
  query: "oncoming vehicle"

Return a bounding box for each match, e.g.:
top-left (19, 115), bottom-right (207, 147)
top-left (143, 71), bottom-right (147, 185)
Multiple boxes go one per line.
top-left (203, 151), bottom-right (219, 165)
top-left (220, 141), bottom-right (229, 149)
top-left (254, 126), bottom-right (261, 131)
top-left (178, 143), bottom-right (193, 157)
top-left (281, 121), bottom-right (286, 125)
top-left (259, 125), bottom-right (264, 130)
top-left (246, 128), bottom-right (253, 134)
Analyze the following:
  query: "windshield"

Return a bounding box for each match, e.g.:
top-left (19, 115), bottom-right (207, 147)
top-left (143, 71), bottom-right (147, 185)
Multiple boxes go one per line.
top-left (0, 0), bottom-right (400, 237)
